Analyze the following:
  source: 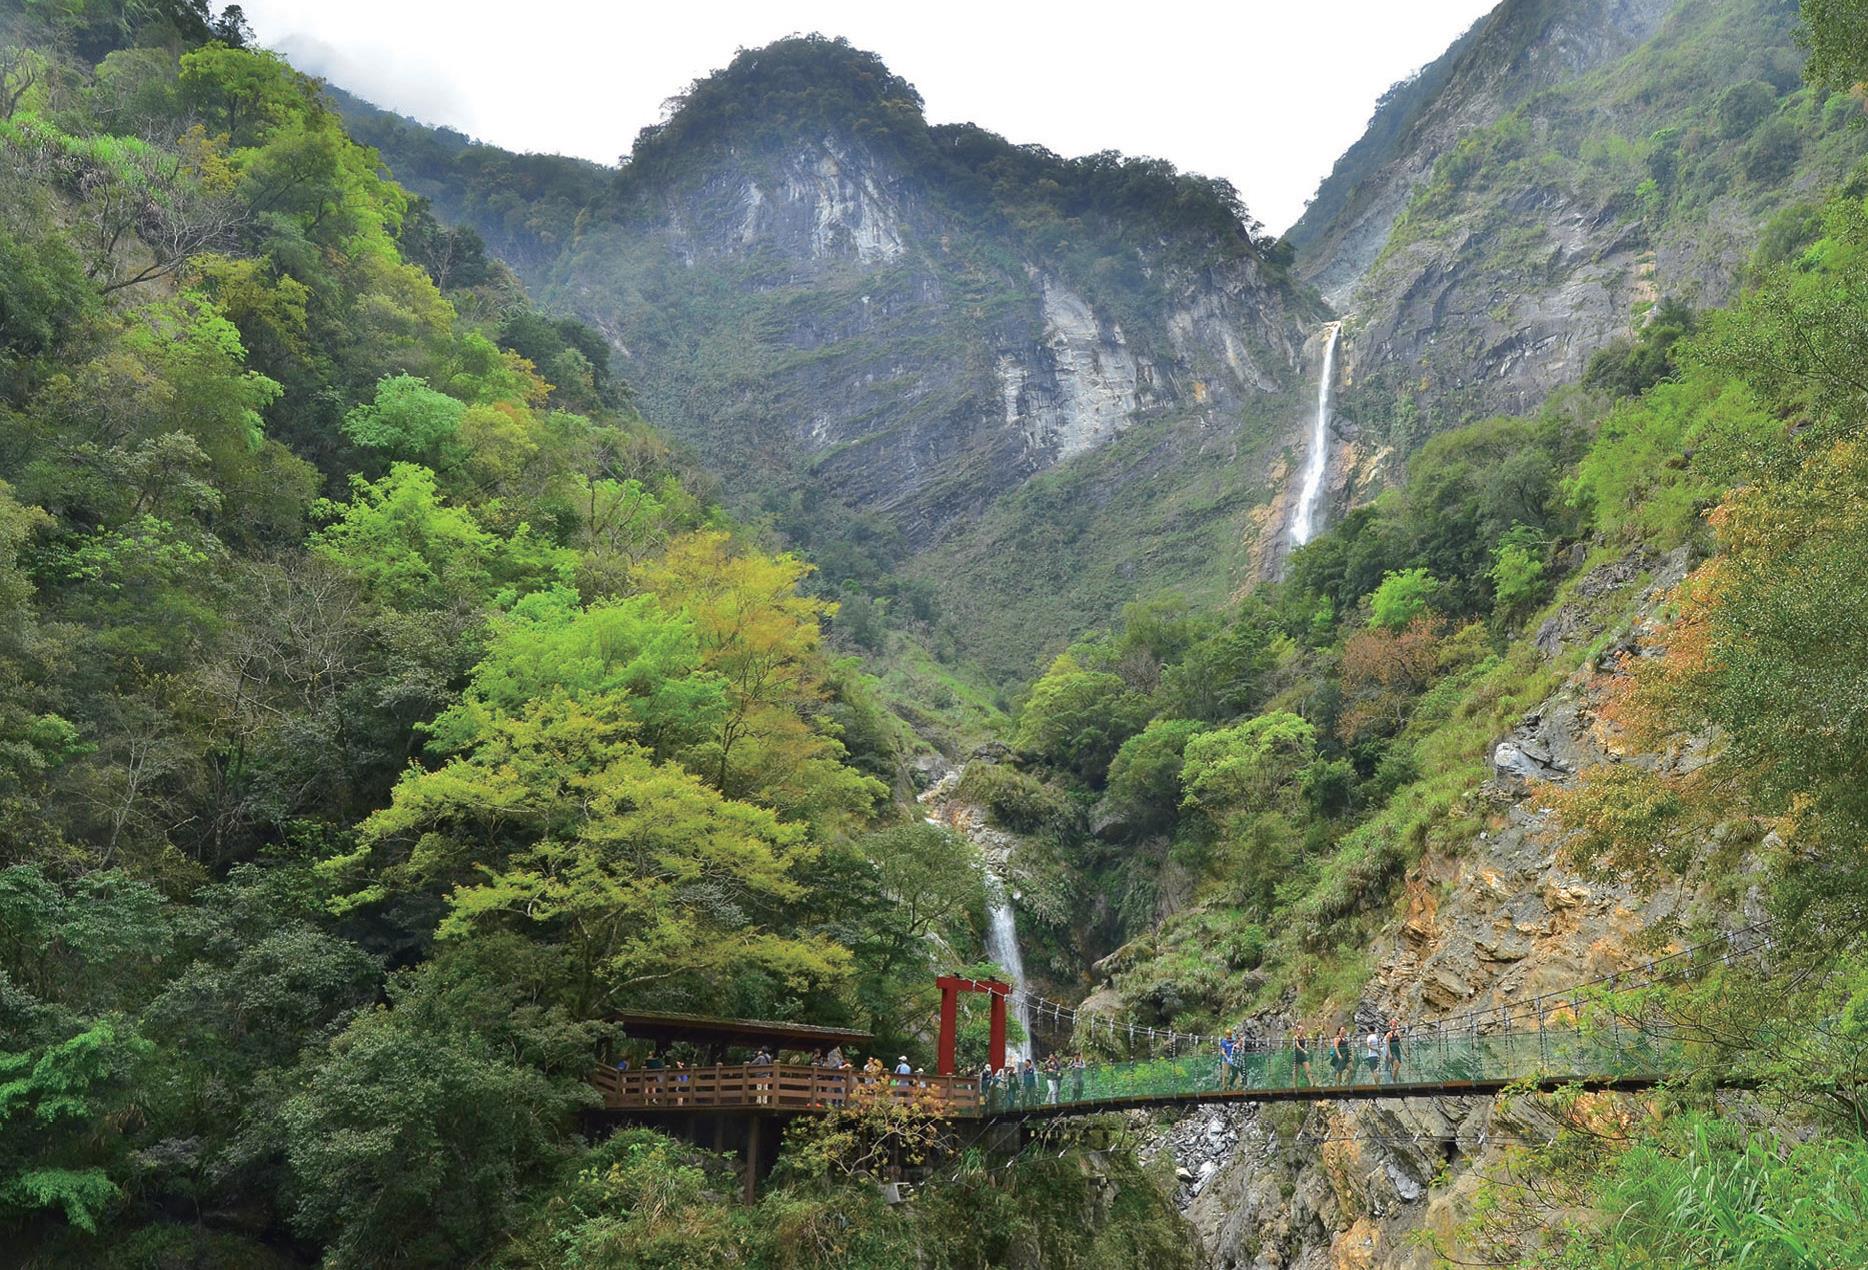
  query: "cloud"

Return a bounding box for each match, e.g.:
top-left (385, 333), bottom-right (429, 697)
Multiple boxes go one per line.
top-left (238, 0), bottom-right (1499, 233)
top-left (270, 31), bottom-right (476, 137)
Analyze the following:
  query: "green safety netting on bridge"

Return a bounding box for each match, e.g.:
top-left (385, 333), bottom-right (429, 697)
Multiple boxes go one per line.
top-left (975, 1025), bottom-right (1682, 1115)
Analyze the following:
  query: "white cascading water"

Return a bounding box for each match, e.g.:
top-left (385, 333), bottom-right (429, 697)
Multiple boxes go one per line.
top-left (1291, 321), bottom-right (1343, 546)
top-left (924, 776), bottom-right (1035, 1064)
top-left (981, 874), bottom-right (1033, 1064)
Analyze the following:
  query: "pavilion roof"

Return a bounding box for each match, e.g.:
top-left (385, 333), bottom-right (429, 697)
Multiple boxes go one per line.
top-left (614, 1010), bottom-right (871, 1052)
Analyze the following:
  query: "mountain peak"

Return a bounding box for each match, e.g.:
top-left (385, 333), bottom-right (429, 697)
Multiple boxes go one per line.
top-left (625, 35), bottom-right (931, 177)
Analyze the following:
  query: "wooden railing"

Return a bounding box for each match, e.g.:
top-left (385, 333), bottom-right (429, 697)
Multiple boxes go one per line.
top-left (592, 1063), bottom-right (982, 1115)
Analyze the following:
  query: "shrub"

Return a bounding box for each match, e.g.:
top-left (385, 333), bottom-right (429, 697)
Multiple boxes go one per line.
top-left (955, 763), bottom-right (1075, 834)
top-left (1369, 568), bottom-right (1440, 630)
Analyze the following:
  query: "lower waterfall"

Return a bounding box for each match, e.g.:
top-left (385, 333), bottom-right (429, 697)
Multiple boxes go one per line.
top-left (981, 873), bottom-right (1033, 1063)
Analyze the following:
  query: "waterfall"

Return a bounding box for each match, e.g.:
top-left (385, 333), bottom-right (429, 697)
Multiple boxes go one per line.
top-left (920, 762), bottom-right (1034, 1064)
top-left (1291, 321), bottom-right (1342, 547)
top-left (981, 874), bottom-right (1033, 1064)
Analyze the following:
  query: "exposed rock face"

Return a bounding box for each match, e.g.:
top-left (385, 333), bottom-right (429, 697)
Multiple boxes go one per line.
top-left (1289, 0), bottom-right (1675, 308)
top-left (918, 758), bottom-right (1023, 875)
top-left (1142, 548), bottom-right (1731, 1268)
top-left (550, 127), bottom-right (1309, 547)
top-left (1297, 0), bottom-right (1868, 440)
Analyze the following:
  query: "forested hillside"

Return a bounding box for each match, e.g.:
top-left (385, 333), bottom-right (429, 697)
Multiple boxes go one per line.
top-left (1312, 0), bottom-right (1868, 456)
top-left (0, 6), bottom-right (1199, 1264)
top-left (959, 2), bottom-right (1868, 1258)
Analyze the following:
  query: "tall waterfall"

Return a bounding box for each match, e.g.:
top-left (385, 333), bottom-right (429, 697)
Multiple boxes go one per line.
top-left (981, 875), bottom-right (1033, 1064)
top-left (1291, 321), bottom-right (1342, 547)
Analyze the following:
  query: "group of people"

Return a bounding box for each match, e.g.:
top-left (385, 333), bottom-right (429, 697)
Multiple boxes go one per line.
top-left (978, 1054), bottom-right (1089, 1106)
top-left (609, 1017), bottom-right (1418, 1113)
top-left (804, 1047), bottom-right (932, 1086)
top-left (1216, 1019), bottom-right (1410, 1089)
top-left (612, 1048), bottom-right (694, 1105)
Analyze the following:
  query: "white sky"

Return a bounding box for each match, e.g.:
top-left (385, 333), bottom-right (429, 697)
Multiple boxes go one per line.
top-left (240, 1), bottom-right (1499, 234)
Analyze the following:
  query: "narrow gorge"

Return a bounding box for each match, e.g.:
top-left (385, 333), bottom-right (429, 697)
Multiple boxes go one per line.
top-left (6, 1), bottom-right (1866, 1265)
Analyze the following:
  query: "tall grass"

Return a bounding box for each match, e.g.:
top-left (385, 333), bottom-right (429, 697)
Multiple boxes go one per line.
top-left (1568, 1115), bottom-right (1868, 1269)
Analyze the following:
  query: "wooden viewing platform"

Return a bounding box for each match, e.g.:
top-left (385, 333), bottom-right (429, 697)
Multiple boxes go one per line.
top-left (593, 1062), bottom-right (983, 1115)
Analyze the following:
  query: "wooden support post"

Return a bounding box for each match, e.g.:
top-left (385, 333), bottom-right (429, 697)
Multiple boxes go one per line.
top-left (743, 1114), bottom-right (762, 1205)
top-left (937, 980), bottom-right (959, 1075)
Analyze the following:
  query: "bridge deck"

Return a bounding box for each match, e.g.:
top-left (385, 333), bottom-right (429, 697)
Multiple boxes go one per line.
top-left (593, 1026), bottom-right (1682, 1120)
top-left (593, 1063), bottom-right (982, 1115)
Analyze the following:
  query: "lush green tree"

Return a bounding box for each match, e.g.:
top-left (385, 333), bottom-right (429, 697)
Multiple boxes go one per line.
top-left (335, 693), bottom-right (849, 1015)
top-left (0, 1018), bottom-right (152, 1234)
top-left (425, 585), bottom-right (725, 761)
top-left (310, 462), bottom-right (570, 609)
top-left (177, 41), bottom-right (307, 148)
top-left (1179, 713), bottom-right (1317, 816)
top-left (842, 822), bottom-right (984, 1041)
top-left (1014, 656), bottom-right (1149, 784)
top-left (1154, 615), bottom-right (1275, 723)
top-left (1104, 718), bottom-right (1205, 835)
top-left (0, 227), bottom-right (96, 378)
top-left (500, 1129), bottom-right (747, 1267)
top-left (638, 529), bottom-right (885, 827)
top-left (1581, 299), bottom-right (1697, 399)
top-left (340, 373), bottom-right (465, 462)
top-left (1695, 196), bottom-right (1868, 451)
top-left (1487, 526), bottom-right (1548, 622)
top-left (277, 945), bottom-right (598, 1269)
top-left (1566, 367), bottom-right (1775, 546)
top-left (1717, 79), bottom-right (1778, 138)
top-left (1368, 567), bottom-right (1440, 630)
top-left (1799, 0), bottom-right (1868, 89)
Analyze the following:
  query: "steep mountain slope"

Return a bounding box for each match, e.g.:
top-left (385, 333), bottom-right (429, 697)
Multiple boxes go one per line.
top-left (328, 85), bottom-right (608, 279)
top-left (546, 41), bottom-right (1326, 634)
top-left (1288, 0), bottom-right (1676, 307)
top-left (1302, 0), bottom-right (1868, 450)
top-left (333, 38), bottom-right (1323, 682)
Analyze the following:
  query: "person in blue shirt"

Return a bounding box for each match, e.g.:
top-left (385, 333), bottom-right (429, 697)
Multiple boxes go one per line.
top-left (1218, 1033), bottom-right (1237, 1090)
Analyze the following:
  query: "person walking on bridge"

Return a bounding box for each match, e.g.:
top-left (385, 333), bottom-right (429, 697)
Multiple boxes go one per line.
top-left (1384, 1019), bottom-right (1404, 1084)
top-left (1217, 1031), bottom-right (1237, 1090)
top-left (1363, 1029), bottom-right (1382, 1083)
top-left (1044, 1054), bottom-right (1061, 1104)
top-left (1292, 1027), bottom-right (1311, 1087)
top-left (1330, 1027), bottom-right (1352, 1086)
top-left (1020, 1057), bottom-right (1039, 1105)
top-left (1070, 1052), bottom-right (1086, 1101)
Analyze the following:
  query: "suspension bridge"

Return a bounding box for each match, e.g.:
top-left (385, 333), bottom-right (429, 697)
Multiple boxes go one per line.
top-left (592, 922), bottom-right (1771, 1123)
